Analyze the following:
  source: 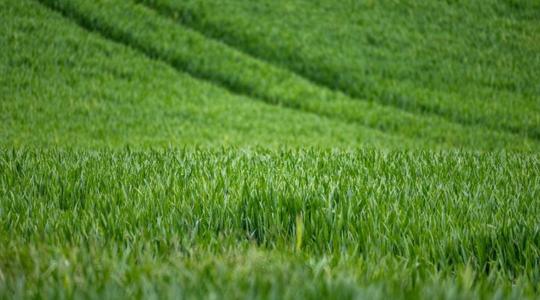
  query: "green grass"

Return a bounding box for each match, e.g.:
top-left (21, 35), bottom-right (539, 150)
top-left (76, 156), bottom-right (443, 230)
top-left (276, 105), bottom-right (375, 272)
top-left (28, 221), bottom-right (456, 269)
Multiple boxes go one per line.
top-left (1, 149), bottom-right (540, 299)
top-left (1, 0), bottom-right (406, 149)
top-left (1, 0), bottom-right (540, 299)
top-left (142, 0), bottom-right (540, 139)
top-left (30, 0), bottom-right (539, 150)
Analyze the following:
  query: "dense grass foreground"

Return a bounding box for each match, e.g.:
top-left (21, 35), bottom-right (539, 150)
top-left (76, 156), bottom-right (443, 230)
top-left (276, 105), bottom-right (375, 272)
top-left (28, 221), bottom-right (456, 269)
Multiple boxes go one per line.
top-left (1, 149), bottom-right (539, 299)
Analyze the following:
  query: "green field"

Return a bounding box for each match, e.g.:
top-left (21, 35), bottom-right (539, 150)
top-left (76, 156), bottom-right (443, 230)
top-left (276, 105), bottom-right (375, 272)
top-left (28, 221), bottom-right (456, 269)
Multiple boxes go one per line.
top-left (1, 0), bottom-right (539, 299)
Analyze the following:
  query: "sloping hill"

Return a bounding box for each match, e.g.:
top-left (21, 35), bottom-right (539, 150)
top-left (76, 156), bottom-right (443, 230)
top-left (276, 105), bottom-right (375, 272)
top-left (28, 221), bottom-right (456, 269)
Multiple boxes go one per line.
top-left (142, 0), bottom-right (540, 139)
top-left (2, 0), bottom-right (539, 150)
top-left (1, 0), bottom-right (407, 148)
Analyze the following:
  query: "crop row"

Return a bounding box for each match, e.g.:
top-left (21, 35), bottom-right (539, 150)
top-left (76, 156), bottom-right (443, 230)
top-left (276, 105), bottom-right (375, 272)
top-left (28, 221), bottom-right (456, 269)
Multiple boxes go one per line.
top-left (143, 0), bottom-right (540, 139)
top-left (2, 0), bottom-right (407, 149)
top-left (36, 0), bottom-right (539, 150)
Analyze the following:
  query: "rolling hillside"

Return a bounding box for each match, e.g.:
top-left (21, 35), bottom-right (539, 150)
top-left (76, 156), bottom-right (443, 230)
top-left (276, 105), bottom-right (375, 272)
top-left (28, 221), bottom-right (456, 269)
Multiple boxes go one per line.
top-left (2, 0), bottom-right (539, 150)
